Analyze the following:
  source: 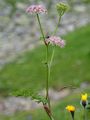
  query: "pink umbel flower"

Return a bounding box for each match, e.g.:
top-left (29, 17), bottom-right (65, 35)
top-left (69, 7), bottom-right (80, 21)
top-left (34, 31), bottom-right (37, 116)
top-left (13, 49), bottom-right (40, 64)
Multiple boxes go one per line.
top-left (26, 5), bottom-right (47, 14)
top-left (45, 36), bottom-right (66, 48)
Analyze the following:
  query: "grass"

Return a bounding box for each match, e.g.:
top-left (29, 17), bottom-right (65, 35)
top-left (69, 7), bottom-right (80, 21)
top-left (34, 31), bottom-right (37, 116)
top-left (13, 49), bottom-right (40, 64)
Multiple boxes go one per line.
top-left (0, 25), bottom-right (90, 120)
top-left (0, 25), bottom-right (90, 95)
top-left (0, 87), bottom-right (90, 120)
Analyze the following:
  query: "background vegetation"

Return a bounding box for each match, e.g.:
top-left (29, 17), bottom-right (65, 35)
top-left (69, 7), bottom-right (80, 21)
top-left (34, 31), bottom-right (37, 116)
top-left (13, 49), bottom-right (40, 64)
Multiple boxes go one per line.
top-left (0, 0), bottom-right (90, 119)
top-left (0, 25), bottom-right (90, 95)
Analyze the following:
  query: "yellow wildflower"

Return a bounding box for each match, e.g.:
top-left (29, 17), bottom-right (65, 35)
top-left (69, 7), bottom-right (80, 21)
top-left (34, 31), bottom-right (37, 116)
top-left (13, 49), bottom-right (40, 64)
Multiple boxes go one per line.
top-left (66, 105), bottom-right (75, 112)
top-left (81, 93), bottom-right (87, 101)
top-left (66, 105), bottom-right (75, 119)
top-left (81, 93), bottom-right (88, 108)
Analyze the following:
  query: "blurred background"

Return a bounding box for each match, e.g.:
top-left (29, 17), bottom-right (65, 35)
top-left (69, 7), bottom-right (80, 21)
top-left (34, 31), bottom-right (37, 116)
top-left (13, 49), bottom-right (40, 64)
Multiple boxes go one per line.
top-left (0, 0), bottom-right (90, 120)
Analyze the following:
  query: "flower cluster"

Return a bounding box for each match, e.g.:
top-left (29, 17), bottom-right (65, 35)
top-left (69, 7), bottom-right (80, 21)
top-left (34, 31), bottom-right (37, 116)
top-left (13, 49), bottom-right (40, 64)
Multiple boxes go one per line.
top-left (45, 36), bottom-right (65, 48)
top-left (26, 5), bottom-right (47, 14)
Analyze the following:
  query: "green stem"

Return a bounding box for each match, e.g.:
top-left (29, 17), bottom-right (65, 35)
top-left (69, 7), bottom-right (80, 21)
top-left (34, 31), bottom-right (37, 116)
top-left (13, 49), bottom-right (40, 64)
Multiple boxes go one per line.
top-left (46, 45), bottom-right (51, 109)
top-left (51, 115), bottom-right (55, 120)
top-left (48, 113), bottom-right (55, 120)
top-left (48, 16), bottom-right (61, 84)
top-left (71, 112), bottom-right (74, 120)
top-left (50, 15), bottom-right (61, 76)
top-left (83, 108), bottom-right (86, 120)
top-left (48, 15), bottom-right (61, 94)
top-left (49, 47), bottom-right (55, 69)
top-left (49, 46), bottom-right (55, 84)
top-left (36, 14), bottom-right (45, 42)
top-left (36, 13), bottom-right (51, 110)
top-left (36, 13), bottom-right (56, 120)
top-left (48, 115), bottom-right (55, 120)
top-left (46, 45), bottom-right (49, 99)
top-left (72, 117), bottom-right (74, 120)
top-left (53, 16), bottom-right (61, 35)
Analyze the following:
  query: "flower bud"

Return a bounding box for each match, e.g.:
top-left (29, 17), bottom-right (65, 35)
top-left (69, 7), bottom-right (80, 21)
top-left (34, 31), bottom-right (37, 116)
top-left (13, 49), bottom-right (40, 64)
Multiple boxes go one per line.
top-left (80, 93), bottom-right (88, 108)
top-left (56, 3), bottom-right (69, 16)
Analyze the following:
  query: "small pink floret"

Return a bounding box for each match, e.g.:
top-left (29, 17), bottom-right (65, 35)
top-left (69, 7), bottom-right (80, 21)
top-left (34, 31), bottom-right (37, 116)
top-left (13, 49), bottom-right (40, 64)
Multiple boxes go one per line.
top-left (46, 36), bottom-right (66, 48)
top-left (26, 5), bottom-right (47, 14)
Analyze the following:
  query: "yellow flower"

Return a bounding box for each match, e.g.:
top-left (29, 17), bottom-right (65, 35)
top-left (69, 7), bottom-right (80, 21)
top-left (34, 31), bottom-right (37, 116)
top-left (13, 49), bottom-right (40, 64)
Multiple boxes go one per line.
top-left (81, 93), bottom-right (88, 108)
top-left (66, 105), bottom-right (75, 112)
top-left (81, 93), bottom-right (87, 101)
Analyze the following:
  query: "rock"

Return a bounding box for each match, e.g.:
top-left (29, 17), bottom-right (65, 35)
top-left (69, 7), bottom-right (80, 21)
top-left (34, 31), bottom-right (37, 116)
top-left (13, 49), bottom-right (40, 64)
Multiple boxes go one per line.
top-left (40, 88), bottom-right (70, 101)
top-left (0, 0), bottom-right (90, 68)
top-left (80, 82), bottom-right (90, 89)
top-left (1, 97), bottom-right (42, 115)
top-left (0, 101), bottom-right (5, 112)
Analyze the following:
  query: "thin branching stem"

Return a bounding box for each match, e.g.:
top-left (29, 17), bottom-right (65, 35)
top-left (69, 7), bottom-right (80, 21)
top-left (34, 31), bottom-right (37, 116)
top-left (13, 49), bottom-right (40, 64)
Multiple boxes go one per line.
top-left (46, 45), bottom-right (51, 107)
top-left (48, 15), bottom-right (61, 92)
top-left (36, 13), bottom-right (51, 112)
top-left (48, 46), bottom-right (55, 84)
top-left (53, 16), bottom-right (61, 35)
top-left (36, 14), bottom-right (45, 41)
top-left (48, 15), bottom-right (61, 84)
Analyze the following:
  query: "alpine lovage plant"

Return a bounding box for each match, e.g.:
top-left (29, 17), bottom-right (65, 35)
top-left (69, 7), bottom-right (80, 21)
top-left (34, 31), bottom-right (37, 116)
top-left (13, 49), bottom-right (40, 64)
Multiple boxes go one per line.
top-left (25, 3), bottom-right (68, 120)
